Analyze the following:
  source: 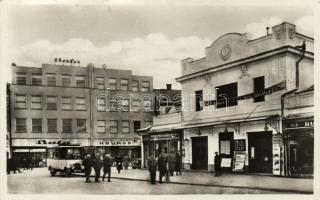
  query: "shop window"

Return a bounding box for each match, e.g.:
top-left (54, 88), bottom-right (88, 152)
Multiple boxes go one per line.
top-left (75, 97), bottom-right (86, 111)
top-left (61, 97), bottom-right (72, 110)
top-left (132, 80), bottom-right (139, 91)
top-left (47, 119), bottom-right (57, 133)
top-left (96, 77), bottom-right (105, 89)
top-left (97, 120), bottom-right (106, 133)
top-left (253, 76), bottom-right (265, 102)
top-left (76, 119), bottom-right (86, 133)
top-left (122, 121), bottom-right (130, 134)
top-left (61, 74), bottom-right (71, 87)
top-left (46, 73), bottom-right (56, 86)
top-left (16, 118), bottom-right (26, 132)
top-left (109, 120), bottom-right (118, 134)
top-left (32, 74), bottom-right (42, 86)
top-left (62, 119), bottom-right (72, 133)
top-left (75, 76), bottom-right (86, 88)
top-left (31, 96), bottom-right (42, 109)
top-left (16, 73), bottom-right (27, 85)
top-left (32, 118), bottom-right (42, 133)
top-left (134, 121), bottom-right (141, 133)
top-left (216, 82), bottom-right (238, 108)
top-left (108, 78), bottom-right (117, 90)
top-left (120, 79), bottom-right (129, 91)
top-left (47, 96), bottom-right (57, 110)
top-left (141, 81), bottom-right (150, 92)
top-left (15, 94), bottom-right (26, 109)
top-left (195, 90), bottom-right (203, 112)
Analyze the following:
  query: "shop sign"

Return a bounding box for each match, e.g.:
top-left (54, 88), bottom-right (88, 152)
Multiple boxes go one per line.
top-left (150, 134), bottom-right (179, 140)
top-left (98, 139), bottom-right (140, 146)
top-left (272, 145), bottom-right (281, 175)
top-left (285, 121), bottom-right (314, 129)
top-left (233, 152), bottom-right (246, 171)
top-left (221, 158), bottom-right (232, 168)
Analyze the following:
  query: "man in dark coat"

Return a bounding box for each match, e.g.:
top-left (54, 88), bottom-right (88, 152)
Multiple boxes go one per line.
top-left (175, 152), bottom-right (182, 175)
top-left (168, 150), bottom-right (176, 176)
top-left (93, 155), bottom-right (102, 182)
top-left (157, 152), bottom-right (169, 183)
top-left (102, 154), bottom-right (113, 182)
top-left (214, 152), bottom-right (221, 176)
top-left (115, 154), bottom-right (123, 174)
top-left (83, 154), bottom-right (93, 183)
top-left (148, 155), bottom-right (157, 184)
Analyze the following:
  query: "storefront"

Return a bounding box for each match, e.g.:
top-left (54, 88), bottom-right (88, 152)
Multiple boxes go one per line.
top-left (284, 117), bottom-right (314, 176)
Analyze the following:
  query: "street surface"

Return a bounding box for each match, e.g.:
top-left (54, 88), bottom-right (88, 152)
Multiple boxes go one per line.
top-left (7, 168), bottom-right (309, 194)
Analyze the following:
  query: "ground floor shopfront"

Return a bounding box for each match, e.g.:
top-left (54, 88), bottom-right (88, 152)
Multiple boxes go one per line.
top-left (181, 116), bottom-right (285, 175)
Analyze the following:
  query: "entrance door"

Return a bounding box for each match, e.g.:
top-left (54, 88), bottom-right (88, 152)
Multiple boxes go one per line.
top-left (192, 137), bottom-right (208, 170)
top-left (248, 132), bottom-right (272, 173)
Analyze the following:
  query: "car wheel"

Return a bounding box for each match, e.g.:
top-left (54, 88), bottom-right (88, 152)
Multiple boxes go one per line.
top-left (50, 169), bottom-right (56, 176)
top-left (65, 168), bottom-right (71, 177)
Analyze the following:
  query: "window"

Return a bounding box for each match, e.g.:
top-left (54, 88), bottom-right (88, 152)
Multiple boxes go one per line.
top-left (133, 121), bottom-right (141, 133)
top-left (76, 119), bottom-right (86, 133)
top-left (32, 74), bottom-right (42, 86)
top-left (131, 99), bottom-right (140, 112)
top-left (16, 73), bottom-right (27, 85)
top-left (108, 78), bottom-right (117, 90)
top-left (47, 96), bottom-right (57, 110)
top-left (31, 96), bottom-right (42, 109)
top-left (253, 76), bottom-right (265, 103)
top-left (120, 79), bottom-right (129, 91)
top-left (216, 82), bottom-right (238, 108)
top-left (109, 120), bottom-right (118, 134)
top-left (97, 120), bottom-right (106, 133)
top-left (16, 118), bottom-right (26, 132)
top-left (62, 119), bottom-right (72, 133)
top-left (32, 119), bottom-right (42, 133)
top-left (76, 76), bottom-right (86, 88)
top-left (132, 80), bottom-right (139, 91)
top-left (141, 81), bottom-right (150, 92)
top-left (61, 74), bottom-right (71, 87)
top-left (75, 97), bottom-right (86, 111)
top-left (121, 99), bottom-right (129, 111)
top-left (15, 95), bottom-right (26, 109)
top-left (122, 121), bottom-right (130, 133)
top-left (46, 73), bottom-right (56, 86)
top-left (47, 119), bottom-right (57, 133)
top-left (195, 90), bottom-right (203, 112)
top-left (62, 97), bottom-right (72, 110)
top-left (145, 121), bottom-right (152, 128)
top-left (96, 77), bottom-right (105, 89)
top-left (97, 97), bottom-right (107, 112)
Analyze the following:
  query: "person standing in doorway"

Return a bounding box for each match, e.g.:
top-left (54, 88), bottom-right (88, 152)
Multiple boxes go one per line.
top-left (102, 154), bottom-right (113, 182)
top-left (157, 152), bottom-right (166, 184)
top-left (175, 151), bottom-right (182, 175)
top-left (116, 154), bottom-right (123, 174)
top-left (168, 150), bottom-right (176, 176)
top-left (214, 152), bottom-right (221, 177)
top-left (148, 155), bottom-right (157, 184)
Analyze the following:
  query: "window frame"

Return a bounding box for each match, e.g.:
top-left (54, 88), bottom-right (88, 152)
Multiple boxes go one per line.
top-left (253, 76), bottom-right (265, 103)
top-left (46, 73), bottom-right (56, 87)
top-left (97, 120), bottom-right (106, 133)
top-left (96, 77), bottom-right (105, 89)
top-left (62, 119), bottom-right (73, 133)
top-left (31, 95), bottom-right (42, 110)
top-left (76, 119), bottom-right (87, 133)
top-left (47, 119), bottom-right (58, 133)
top-left (31, 73), bottom-right (42, 86)
top-left (75, 97), bottom-right (87, 111)
top-left (75, 75), bottom-right (86, 88)
top-left (108, 78), bottom-right (117, 90)
top-left (15, 94), bottom-right (27, 109)
top-left (121, 120), bottom-right (130, 134)
top-left (61, 74), bottom-right (72, 87)
top-left (47, 96), bottom-right (57, 110)
top-left (109, 120), bottom-right (118, 134)
top-left (32, 118), bottom-right (42, 133)
top-left (61, 96), bottom-right (72, 111)
top-left (16, 72), bottom-right (27, 85)
top-left (120, 79), bottom-right (129, 91)
top-left (16, 118), bottom-right (27, 133)
top-left (141, 81), bottom-right (150, 92)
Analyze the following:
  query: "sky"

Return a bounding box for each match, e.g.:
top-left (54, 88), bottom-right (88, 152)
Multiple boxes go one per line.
top-left (1, 1), bottom-right (314, 89)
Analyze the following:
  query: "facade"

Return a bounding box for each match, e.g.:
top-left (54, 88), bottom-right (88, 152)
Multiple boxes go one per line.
top-left (176, 22), bottom-right (314, 175)
top-left (139, 84), bottom-right (182, 167)
top-left (10, 63), bottom-right (154, 165)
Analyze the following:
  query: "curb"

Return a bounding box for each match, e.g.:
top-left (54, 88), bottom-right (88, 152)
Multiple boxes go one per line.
top-left (74, 173), bottom-right (313, 194)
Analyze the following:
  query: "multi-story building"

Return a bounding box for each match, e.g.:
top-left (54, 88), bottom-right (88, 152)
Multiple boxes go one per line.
top-left (175, 22), bottom-right (314, 176)
top-left (10, 63), bottom-right (154, 165)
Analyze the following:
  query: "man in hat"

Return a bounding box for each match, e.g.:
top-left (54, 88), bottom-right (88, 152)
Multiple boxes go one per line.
top-left (102, 154), bottom-right (113, 182)
top-left (83, 154), bottom-right (93, 183)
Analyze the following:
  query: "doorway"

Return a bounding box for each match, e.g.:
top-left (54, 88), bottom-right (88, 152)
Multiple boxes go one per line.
top-left (191, 136), bottom-right (208, 170)
top-left (248, 131), bottom-right (272, 173)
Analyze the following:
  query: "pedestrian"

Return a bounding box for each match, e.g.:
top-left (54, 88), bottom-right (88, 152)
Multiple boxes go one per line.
top-left (12, 157), bottom-right (21, 173)
top-left (83, 154), bottom-right (93, 183)
top-left (28, 156), bottom-right (33, 170)
top-left (93, 154), bottom-right (102, 182)
top-left (157, 150), bottom-right (169, 183)
top-left (168, 150), bottom-right (176, 176)
top-left (175, 151), bottom-right (182, 175)
top-left (102, 154), bottom-right (113, 182)
top-left (123, 155), bottom-right (129, 170)
top-left (115, 154), bottom-right (123, 174)
top-left (148, 155), bottom-right (157, 184)
top-left (214, 152), bottom-right (221, 177)
top-left (22, 157), bottom-right (27, 170)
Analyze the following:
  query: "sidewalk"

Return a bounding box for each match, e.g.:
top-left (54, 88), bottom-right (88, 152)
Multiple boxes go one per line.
top-left (79, 167), bottom-right (313, 194)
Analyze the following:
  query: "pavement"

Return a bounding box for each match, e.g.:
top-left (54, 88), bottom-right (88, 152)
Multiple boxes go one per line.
top-left (75, 167), bottom-right (313, 194)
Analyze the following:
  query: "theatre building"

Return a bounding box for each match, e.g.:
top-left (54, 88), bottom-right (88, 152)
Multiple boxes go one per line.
top-left (175, 22), bottom-right (313, 175)
top-left (9, 62), bottom-right (154, 165)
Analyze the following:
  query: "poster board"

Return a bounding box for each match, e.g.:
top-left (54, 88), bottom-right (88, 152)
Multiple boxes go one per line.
top-left (233, 151), bottom-right (246, 172)
top-left (234, 139), bottom-right (246, 151)
top-left (221, 158), bottom-right (232, 168)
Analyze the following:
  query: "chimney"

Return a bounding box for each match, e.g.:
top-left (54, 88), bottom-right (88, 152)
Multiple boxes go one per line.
top-left (166, 84), bottom-right (172, 90)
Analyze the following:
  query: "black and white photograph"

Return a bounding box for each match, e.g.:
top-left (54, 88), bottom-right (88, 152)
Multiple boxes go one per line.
top-left (0, 0), bottom-right (318, 198)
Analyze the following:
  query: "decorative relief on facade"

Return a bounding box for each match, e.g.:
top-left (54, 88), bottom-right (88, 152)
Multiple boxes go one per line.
top-left (239, 65), bottom-right (250, 79)
top-left (220, 44), bottom-right (231, 60)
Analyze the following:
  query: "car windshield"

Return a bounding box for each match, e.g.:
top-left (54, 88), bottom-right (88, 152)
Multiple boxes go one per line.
top-left (48, 147), bottom-right (83, 160)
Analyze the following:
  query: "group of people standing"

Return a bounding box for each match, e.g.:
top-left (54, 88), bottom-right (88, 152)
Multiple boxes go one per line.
top-left (147, 150), bottom-right (182, 184)
top-left (7, 156), bottom-right (34, 174)
top-left (83, 154), bottom-right (113, 183)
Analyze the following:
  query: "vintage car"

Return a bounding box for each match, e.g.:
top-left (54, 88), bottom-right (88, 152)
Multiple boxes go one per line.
top-left (47, 144), bottom-right (85, 177)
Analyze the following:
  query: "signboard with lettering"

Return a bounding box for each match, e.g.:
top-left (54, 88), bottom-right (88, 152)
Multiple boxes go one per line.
top-left (220, 140), bottom-right (230, 155)
top-left (233, 151), bottom-right (246, 171)
top-left (221, 158), bottom-right (232, 168)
